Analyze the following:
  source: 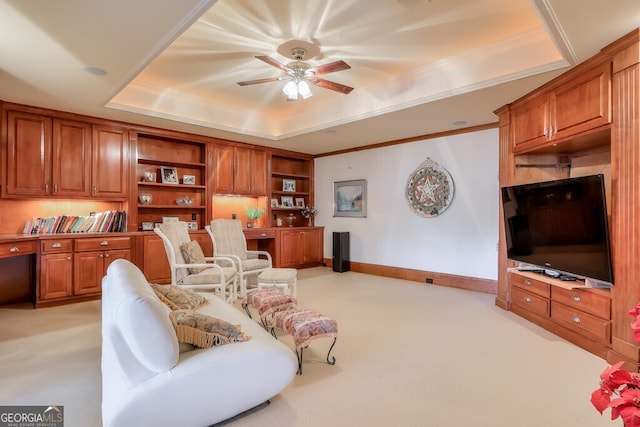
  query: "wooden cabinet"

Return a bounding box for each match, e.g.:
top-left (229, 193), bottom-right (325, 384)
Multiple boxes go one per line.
top-left (213, 144), bottom-right (267, 195)
top-left (92, 125), bottom-right (129, 198)
top-left (511, 61), bottom-right (611, 153)
top-left (278, 227), bottom-right (323, 268)
top-left (270, 154), bottom-right (314, 227)
top-left (73, 237), bottom-right (131, 295)
top-left (133, 132), bottom-right (208, 231)
top-left (3, 110), bottom-right (126, 199)
top-left (496, 29), bottom-right (640, 367)
top-left (38, 238), bottom-right (74, 301)
top-left (37, 236), bottom-right (130, 306)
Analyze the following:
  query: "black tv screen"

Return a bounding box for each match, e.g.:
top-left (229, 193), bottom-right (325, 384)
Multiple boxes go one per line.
top-left (501, 174), bottom-right (613, 284)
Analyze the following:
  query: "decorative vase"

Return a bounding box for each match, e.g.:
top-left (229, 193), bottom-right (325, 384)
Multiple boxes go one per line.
top-left (247, 222), bottom-right (253, 228)
top-left (307, 217), bottom-right (313, 227)
top-left (286, 213), bottom-right (295, 227)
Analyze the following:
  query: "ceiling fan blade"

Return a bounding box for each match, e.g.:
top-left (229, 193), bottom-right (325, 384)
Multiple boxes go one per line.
top-left (308, 60), bottom-right (351, 75)
top-left (255, 55), bottom-right (291, 72)
top-left (312, 78), bottom-right (354, 94)
top-left (237, 77), bottom-right (284, 86)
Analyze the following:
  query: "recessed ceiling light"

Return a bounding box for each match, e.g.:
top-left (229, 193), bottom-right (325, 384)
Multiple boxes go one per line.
top-left (452, 120), bottom-right (467, 126)
top-left (325, 129), bottom-right (337, 134)
top-left (83, 66), bottom-right (107, 76)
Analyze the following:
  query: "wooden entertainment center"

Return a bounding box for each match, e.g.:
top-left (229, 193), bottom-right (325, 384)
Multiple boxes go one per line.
top-left (495, 29), bottom-right (640, 369)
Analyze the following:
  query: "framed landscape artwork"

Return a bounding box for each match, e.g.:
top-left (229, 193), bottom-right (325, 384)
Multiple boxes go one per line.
top-left (334, 179), bottom-right (367, 217)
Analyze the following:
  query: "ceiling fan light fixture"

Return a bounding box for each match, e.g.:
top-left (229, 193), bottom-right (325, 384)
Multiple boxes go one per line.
top-left (283, 79), bottom-right (312, 100)
top-left (298, 80), bottom-right (312, 99)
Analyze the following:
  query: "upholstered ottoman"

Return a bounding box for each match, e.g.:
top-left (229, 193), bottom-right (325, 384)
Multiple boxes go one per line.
top-left (270, 308), bottom-right (338, 374)
top-left (257, 268), bottom-right (297, 297)
top-left (242, 289), bottom-right (297, 329)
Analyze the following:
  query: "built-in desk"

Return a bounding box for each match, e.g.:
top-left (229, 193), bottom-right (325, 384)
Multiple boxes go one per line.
top-left (0, 235), bottom-right (38, 305)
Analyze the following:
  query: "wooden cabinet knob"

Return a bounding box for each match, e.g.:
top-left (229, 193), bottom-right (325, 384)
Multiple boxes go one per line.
top-left (524, 279), bottom-right (532, 286)
top-left (572, 315), bottom-right (581, 323)
top-left (524, 296), bottom-right (532, 303)
top-left (571, 294), bottom-right (581, 302)
top-left (9, 246), bottom-right (19, 253)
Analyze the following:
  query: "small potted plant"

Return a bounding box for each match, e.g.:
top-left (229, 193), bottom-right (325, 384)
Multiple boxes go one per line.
top-left (245, 207), bottom-right (264, 228)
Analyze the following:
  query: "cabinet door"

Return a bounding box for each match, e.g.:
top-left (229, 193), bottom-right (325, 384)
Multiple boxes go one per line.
top-left (213, 144), bottom-right (235, 194)
top-left (303, 229), bottom-right (323, 264)
top-left (92, 125), bottom-right (128, 198)
top-left (73, 251), bottom-right (103, 295)
top-left (553, 61), bottom-right (611, 141)
top-left (234, 146), bottom-right (252, 194)
top-left (53, 119), bottom-right (92, 197)
top-left (5, 111), bottom-right (52, 197)
top-left (251, 149), bottom-right (267, 195)
top-left (279, 230), bottom-right (304, 267)
top-left (142, 235), bottom-right (171, 283)
top-left (40, 253), bottom-right (73, 300)
top-left (103, 249), bottom-right (131, 272)
top-left (510, 94), bottom-right (551, 152)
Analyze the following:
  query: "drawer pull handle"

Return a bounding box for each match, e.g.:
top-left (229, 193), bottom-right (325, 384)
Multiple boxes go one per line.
top-left (524, 296), bottom-right (532, 303)
top-left (260, 233), bottom-right (266, 237)
top-left (105, 253), bottom-right (110, 258)
top-left (571, 294), bottom-right (581, 302)
top-left (100, 241), bottom-right (109, 246)
top-left (9, 246), bottom-right (19, 253)
top-left (572, 315), bottom-right (581, 323)
top-left (524, 280), bottom-right (532, 286)
top-left (99, 254), bottom-right (104, 258)
top-left (52, 243), bottom-right (62, 248)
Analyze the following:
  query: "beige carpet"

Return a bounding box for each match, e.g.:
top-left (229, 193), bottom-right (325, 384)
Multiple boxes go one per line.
top-left (0, 268), bottom-right (614, 427)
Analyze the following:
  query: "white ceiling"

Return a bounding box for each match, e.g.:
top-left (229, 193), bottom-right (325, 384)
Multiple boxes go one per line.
top-left (1, 0), bottom-right (638, 155)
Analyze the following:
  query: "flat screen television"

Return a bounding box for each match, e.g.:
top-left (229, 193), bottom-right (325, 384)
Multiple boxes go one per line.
top-left (501, 174), bottom-right (613, 285)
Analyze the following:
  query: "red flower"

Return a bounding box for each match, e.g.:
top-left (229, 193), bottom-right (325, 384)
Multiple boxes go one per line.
top-left (610, 387), bottom-right (640, 427)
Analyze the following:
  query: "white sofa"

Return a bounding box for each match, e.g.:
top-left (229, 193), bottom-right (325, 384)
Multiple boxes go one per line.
top-left (101, 259), bottom-right (297, 427)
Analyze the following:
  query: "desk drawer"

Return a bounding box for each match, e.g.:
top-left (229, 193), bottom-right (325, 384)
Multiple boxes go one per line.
top-left (41, 239), bottom-right (73, 253)
top-left (243, 229), bottom-right (276, 239)
top-left (551, 301), bottom-right (611, 343)
top-left (0, 240), bottom-right (37, 258)
top-left (511, 287), bottom-right (549, 317)
top-left (74, 237), bottom-right (131, 252)
top-left (551, 287), bottom-right (610, 320)
top-left (511, 273), bottom-right (550, 298)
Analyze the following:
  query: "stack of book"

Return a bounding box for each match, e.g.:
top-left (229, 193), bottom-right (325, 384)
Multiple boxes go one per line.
top-left (23, 210), bottom-right (128, 234)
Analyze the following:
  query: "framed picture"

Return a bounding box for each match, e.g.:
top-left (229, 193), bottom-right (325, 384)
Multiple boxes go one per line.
top-left (186, 221), bottom-right (198, 230)
top-left (280, 196), bottom-right (294, 208)
top-left (160, 166), bottom-right (179, 184)
top-left (282, 179), bottom-right (296, 192)
top-left (334, 179), bottom-right (367, 217)
top-left (271, 198), bottom-right (279, 208)
top-left (295, 197), bottom-right (305, 208)
top-left (182, 175), bottom-right (196, 185)
top-left (141, 222), bottom-right (154, 231)
top-left (143, 171), bottom-right (156, 182)
top-left (162, 216), bottom-right (179, 223)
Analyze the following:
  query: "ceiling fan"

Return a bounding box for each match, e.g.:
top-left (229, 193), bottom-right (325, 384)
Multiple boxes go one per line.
top-left (237, 47), bottom-right (353, 100)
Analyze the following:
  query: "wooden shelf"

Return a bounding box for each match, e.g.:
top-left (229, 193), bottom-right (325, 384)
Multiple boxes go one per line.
top-left (138, 182), bottom-right (206, 190)
top-left (138, 158), bottom-right (205, 168)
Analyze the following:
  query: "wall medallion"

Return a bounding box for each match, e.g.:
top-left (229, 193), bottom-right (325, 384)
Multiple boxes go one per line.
top-left (405, 158), bottom-right (454, 217)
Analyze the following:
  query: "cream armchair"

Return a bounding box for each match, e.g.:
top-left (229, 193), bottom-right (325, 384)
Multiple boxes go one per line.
top-left (154, 221), bottom-right (236, 303)
top-left (206, 219), bottom-right (272, 298)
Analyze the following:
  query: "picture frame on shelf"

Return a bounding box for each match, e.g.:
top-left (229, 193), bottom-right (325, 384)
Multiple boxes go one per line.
top-left (162, 216), bottom-right (179, 223)
top-left (182, 175), bottom-right (196, 185)
top-left (271, 198), bottom-right (279, 208)
top-left (160, 166), bottom-right (179, 184)
top-left (295, 198), bottom-right (305, 208)
top-left (143, 171), bottom-right (157, 182)
top-left (334, 179), bottom-right (367, 217)
top-left (281, 196), bottom-right (294, 208)
top-left (282, 179), bottom-right (296, 192)
top-left (141, 222), bottom-right (154, 231)
top-left (186, 221), bottom-right (198, 230)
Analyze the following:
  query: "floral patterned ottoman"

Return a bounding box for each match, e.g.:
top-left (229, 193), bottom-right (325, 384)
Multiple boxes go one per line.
top-left (269, 308), bottom-right (338, 374)
top-left (241, 289), bottom-right (298, 329)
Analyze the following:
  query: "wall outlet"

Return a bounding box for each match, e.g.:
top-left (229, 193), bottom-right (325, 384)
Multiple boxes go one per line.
top-left (425, 278), bottom-right (434, 284)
